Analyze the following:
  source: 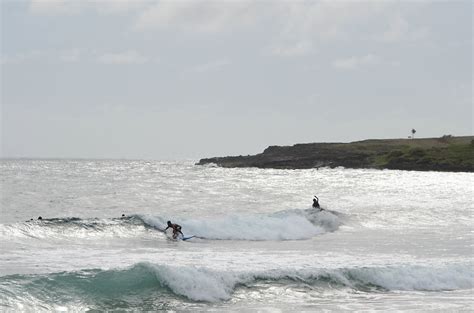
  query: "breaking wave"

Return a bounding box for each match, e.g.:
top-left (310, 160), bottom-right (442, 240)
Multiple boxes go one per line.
top-left (136, 208), bottom-right (341, 240)
top-left (0, 216), bottom-right (149, 240)
top-left (0, 209), bottom-right (341, 241)
top-left (1, 262), bottom-right (471, 310)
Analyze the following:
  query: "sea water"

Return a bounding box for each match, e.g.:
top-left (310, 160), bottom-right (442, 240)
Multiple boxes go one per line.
top-left (0, 159), bottom-right (472, 311)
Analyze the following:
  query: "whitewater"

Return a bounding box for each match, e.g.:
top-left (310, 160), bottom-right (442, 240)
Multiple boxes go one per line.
top-left (0, 160), bottom-right (472, 311)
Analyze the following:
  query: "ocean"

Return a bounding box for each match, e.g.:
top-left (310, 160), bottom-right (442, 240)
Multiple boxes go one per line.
top-left (0, 159), bottom-right (472, 311)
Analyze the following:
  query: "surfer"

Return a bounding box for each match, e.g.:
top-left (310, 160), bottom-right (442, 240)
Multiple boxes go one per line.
top-left (165, 221), bottom-right (184, 239)
top-left (312, 196), bottom-right (320, 209)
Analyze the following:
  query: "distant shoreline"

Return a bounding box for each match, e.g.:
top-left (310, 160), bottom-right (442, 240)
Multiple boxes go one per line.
top-left (197, 136), bottom-right (474, 172)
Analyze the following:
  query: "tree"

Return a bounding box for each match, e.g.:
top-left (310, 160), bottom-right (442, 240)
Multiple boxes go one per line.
top-left (411, 128), bottom-right (416, 139)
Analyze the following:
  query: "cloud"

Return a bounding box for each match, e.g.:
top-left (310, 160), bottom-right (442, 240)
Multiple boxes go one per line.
top-left (132, 1), bottom-right (394, 40)
top-left (378, 15), bottom-right (429, 43)
top-left (131, 0), bottom-right (415, 58)
top-left (274, 1), bottom-right (390, 40)
top-left (186, 58), bottom-right (231, 74)
top-left (1, 50), bottom-right (46, 65)
top-left (1, 49), bottom-right (84, 65)
top-left (94, 0), bottom-right (153, 15)
top-left (269, 41), bottom-right (314, 57)
top-left (29, 0), bottom-right (150, 15)
top-left (97, 50), bottom-right (149, 65)
top-left (134, 0), bottom-right (260, 33)
top-left (1, 49), bottom-right (153, 65)
top-left (29, 0), bottom-right (82, 15)
top-left (60, 49), bottom-right (81, 63)
top-left (332, 54), bottom-right (382, 70)
top-left (27, 0), bottom-right (428, 46)
top-left (26, 0), bottom-right (431, 60)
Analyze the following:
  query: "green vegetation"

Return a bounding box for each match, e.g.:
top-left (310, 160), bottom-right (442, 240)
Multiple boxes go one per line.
top-left (370, 138), bottom-right (474, 171)
top-left (198, 136), bottom-right (474, 172)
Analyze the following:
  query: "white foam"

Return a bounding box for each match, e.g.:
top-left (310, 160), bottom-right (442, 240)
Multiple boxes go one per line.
top-left (138, 208), bottom-right (340, 241)
top-left (344, 264), bottom-right (474, 291)
top-left (141, 262), bottom-right (473, 302)
top-left (0, 219), bottom-right (148, 240)
top-left (149, 264), bottom-right (239, 301)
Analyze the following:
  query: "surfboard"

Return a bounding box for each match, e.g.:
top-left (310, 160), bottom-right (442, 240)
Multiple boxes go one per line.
top-left (181, 236), bottom-right (195, 241)
top-left (161, 227), bottom-right (195, 241)
top-left (165, 232), bottom-right (195, 241)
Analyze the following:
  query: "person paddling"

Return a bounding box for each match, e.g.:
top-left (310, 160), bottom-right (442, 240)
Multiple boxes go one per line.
top-left (165, 221), bottom-right (184, 239)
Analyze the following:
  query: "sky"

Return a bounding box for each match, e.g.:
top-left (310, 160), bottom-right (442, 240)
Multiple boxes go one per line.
top-left (1, 0), bottom-right (472, 159)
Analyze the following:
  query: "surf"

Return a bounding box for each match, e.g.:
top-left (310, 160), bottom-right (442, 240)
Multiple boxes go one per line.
top-left (0, 216), bottom-right (149, 240)
top-left (0, 208), bottom-right (342, 242)
top-left (136, 208), bottom-right (342, 241)
top-left (1, 262), bottom-right (471, 310)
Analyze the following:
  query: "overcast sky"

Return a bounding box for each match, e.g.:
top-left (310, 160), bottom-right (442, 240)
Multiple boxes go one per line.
top-left (1, 0), bottom-right (472, 159)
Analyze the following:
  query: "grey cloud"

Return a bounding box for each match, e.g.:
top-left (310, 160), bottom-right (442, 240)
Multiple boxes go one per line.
top-left (333, 54), bottom-right (382, 70)
top-left (97, 50), bottom-right (150, 65)
top-left (186, 58), bottom-right (231, 74)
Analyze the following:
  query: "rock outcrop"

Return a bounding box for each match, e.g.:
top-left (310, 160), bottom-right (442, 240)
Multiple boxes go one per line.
top-left (197, 136), bottom-right (474, 172)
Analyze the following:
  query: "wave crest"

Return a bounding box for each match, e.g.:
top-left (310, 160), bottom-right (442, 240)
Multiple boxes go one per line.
top-left (1, 262), bottom-right (472, 306)
top-left (137, 208), bottom-right (341, 241)
top-left (0, 209), bottom-right (340, 241)
top-left (0, 217), bottom-right (147, 240)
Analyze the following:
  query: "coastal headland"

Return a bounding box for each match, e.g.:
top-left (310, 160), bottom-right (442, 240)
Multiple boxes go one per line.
top-left (197, 136), bottom-right (474, 172)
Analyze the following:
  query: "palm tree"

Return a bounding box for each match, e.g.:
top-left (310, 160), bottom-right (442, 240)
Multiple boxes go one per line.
top-left (411, 129), bottom-right (416, 139)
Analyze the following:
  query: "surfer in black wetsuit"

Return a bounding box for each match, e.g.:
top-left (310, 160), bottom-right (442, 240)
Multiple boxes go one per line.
top-left (165, 221), bottom-right (184, 239)
top-left (312, 196), bottom-right (321, 209)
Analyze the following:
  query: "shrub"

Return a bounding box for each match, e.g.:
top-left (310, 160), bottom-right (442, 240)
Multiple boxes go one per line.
top-left (387, 150), bottom-right (404, 159)
top-left (408, 148), bottom-right (426, 158)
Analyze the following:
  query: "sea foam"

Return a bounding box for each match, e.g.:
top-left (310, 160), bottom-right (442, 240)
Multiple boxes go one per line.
top-left (0, 217), bottom-right (148, 240)
top-left (1, 262), bottom-right (471, 305)
top-left (137, 208), bottom-right (341, 240)
top-left (0, 208), bottom-right (340, 241)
